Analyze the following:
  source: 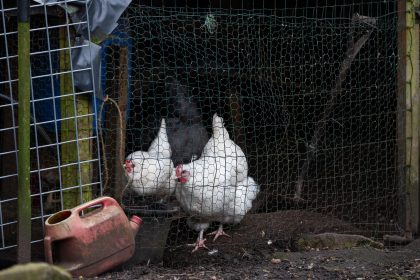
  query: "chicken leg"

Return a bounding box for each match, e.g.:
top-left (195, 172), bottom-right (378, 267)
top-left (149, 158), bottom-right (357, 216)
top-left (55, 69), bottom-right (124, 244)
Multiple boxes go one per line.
top-left (188, 230), bottom-right (209, 253)
top-left (207, 224), bottom-right (231, 242)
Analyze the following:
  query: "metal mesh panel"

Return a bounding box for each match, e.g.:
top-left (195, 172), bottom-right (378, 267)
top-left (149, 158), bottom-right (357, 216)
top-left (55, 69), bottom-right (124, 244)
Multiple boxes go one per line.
top-left (0, 1), bottom-right (102, 255)
top-left (96, 0), bottom-right (401, 264)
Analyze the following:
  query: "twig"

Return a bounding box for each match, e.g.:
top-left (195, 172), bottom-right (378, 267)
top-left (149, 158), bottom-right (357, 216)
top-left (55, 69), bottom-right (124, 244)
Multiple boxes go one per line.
top-left (294, 30), bottom-right (372, 201)
top-left (98, 96), bottom-right (109, 194)
top-left (119, 179), bottom-right (132, 207)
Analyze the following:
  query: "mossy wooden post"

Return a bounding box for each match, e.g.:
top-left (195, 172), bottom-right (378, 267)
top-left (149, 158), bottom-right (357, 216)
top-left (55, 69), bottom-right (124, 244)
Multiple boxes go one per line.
top-left (59, 28), bottom-right (92, 209)
top-left (75, 94), bottom-right (93, 205)
top-left (397, 0), bottom-right (420, 237)
top-left (17, 0), bottom-right (31, 263)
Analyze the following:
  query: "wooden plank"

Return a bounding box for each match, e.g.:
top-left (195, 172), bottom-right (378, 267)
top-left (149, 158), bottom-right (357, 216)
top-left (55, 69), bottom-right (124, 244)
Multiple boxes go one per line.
top-left (397, 0), bottom-right (408, 238)
top-left (405, 0), bottom-right (420, 235)
top-left (76, 94), bottom-right (93, 198)
top-left (59, 27), bottom-right (92, 209)
top-left (114, 47), bottom-right (129, 202)
top-left (397, 0), bottom-right (420, 237)
top-left (102, 47), bottom-right (119, 196)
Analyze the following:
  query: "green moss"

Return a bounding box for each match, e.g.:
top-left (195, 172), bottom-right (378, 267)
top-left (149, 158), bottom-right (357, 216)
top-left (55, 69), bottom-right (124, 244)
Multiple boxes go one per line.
top-left (272, 252), bottom-right (289, 261)
top-left (0, 263), bottom-right (71, 280)
top-left (295, 237), bottom-right (308, 251)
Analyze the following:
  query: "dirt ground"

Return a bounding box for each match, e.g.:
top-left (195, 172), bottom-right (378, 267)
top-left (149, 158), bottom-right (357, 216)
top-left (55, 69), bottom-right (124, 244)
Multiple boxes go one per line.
top-left (96, 244), bottom-right (420, 279)
top-left (93, 211), bottom-right (420, 279)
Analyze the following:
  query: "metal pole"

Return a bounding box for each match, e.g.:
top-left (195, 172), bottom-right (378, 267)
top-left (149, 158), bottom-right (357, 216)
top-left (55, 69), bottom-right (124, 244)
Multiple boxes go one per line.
top-left (17, 0), bottom-right (31, 263)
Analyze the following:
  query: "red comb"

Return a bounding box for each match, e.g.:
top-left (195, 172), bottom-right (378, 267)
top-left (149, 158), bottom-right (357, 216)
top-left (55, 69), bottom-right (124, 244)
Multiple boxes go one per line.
top-left (178, 177), bottom-right (188, 184)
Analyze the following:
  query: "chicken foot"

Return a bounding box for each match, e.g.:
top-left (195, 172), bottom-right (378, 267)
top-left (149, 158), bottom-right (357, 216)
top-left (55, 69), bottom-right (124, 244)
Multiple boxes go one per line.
top-left (207, 224), bottom-right (231, 242)
top-left (187, 230), bottom-right (209, 253)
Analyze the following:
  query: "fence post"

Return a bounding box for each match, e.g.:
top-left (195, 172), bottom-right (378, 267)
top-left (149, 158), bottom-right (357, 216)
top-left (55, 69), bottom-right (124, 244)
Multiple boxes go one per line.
top-left (398, 0), bottom-right (420, 238)
top-left (114, 47), bottom-right (129, 202)
top-left (17, 0), bottom-right (31, 263)
top-left (59, 27), bottom-right (92, 209)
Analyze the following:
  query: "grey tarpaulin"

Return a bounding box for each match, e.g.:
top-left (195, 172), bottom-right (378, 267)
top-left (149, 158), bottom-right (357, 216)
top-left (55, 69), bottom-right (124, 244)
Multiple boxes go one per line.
top-left (32, 0), bottom-right (66, 4)
top-left (71, 37), bottom-right (102, 99)
top-left (33, 0), bottom-right (132, 42)
top-left (32, 0), bottom-right (132, 99)
top-left (68, 0), bottom-right (132, 43)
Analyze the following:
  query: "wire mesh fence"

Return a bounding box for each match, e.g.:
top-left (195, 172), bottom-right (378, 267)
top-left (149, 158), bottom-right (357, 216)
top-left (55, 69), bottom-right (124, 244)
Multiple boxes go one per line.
top-left (0, 0), bottom-right (406, 267)
top-left (96, 0), bottom-right (403, 263)
top-left (0, 1), bottom-right (102, 255)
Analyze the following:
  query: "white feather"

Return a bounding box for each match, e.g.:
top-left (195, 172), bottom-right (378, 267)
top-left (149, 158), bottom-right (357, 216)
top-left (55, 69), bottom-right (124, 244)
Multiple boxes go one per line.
top-left (174, 114), bottom-right (258, 235)
top-left (125, 119), bottom-right (174, 197)
top-left (202, 113), bottom-right (248, 185)
top-left (176, 176), bottom-right (259, 226)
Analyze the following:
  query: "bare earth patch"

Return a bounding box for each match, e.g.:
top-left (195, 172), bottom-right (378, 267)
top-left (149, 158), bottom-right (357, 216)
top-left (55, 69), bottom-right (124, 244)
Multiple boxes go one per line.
top-left (94, 211), bottom-right (420, 279)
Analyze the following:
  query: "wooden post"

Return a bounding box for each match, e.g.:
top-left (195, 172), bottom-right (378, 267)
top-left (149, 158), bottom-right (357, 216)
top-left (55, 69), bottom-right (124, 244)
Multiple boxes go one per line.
top-left (77, 94), bottom-right (93, 201)
top-left (397, 0), bottom-right (420, 237)
top-left (17, 0), bottom-right (31, 263)
top-left (406, 0), bottom-right (420, 236)
top-left (59, 28), bottom-right (92, 209)
top-left (114, 47), bottom-right (129, 202)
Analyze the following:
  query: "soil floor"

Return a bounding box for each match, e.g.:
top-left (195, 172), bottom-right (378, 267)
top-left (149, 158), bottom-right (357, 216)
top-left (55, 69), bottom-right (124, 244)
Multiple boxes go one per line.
top-left (94, 211), bottom-right (420, 279)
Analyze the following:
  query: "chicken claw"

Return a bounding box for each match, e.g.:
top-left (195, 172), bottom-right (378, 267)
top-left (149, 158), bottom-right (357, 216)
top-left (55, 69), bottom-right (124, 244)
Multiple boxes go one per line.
top-left (188, 238), bottom-right (209, 253)
top-left (187, 230), bottom-right (210, 253)
top-left (207, 224), bottom-right (231, 242)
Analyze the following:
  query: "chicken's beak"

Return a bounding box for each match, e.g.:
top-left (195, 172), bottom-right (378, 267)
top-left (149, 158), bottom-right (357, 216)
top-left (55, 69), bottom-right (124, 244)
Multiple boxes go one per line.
top-left (124, 160), bottom-right (133, 174)
top-left (175, 164), bottom-right (183, 177)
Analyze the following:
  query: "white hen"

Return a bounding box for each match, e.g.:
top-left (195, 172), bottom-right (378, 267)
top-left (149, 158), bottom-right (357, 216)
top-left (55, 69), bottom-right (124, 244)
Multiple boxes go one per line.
top-left (203, 113), bottom-right (248, 185)
top-left (173, 158), bottom-right (221, 252)
top-left (207, 176), bottom-right (260, 241)
top-left (173, 114), bottom-right (255, 252)
top-left (124, 118), bottom-right (174, 198)
top-left (175, 163), bottom-right (259, 251)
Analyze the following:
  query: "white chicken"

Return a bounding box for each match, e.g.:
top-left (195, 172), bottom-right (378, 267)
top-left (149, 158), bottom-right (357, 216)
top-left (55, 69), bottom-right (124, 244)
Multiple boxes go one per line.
top-left (208, 176), bottom-right (260, 241)
top-left (124, 118), bottom-right (174, 198)
top-left (173, 113), bottom-right (256, 252)
top-left (175, 163), bottom-right (259, 252)
top-left (202, 113), bottom-right (248, 185)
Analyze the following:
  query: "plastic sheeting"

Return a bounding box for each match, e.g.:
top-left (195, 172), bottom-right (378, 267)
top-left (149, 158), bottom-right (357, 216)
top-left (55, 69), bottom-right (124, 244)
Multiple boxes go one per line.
top-left (71, 37), bottom-right (102, 97)
top-left (32, 0), bottom-right (132, 99)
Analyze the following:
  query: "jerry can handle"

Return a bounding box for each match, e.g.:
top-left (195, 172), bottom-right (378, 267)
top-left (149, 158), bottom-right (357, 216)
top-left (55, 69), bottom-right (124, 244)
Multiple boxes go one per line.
top-left (44, 236), bottom-right (54, 264)
top-left (72, 196), bottom-right (119, 217)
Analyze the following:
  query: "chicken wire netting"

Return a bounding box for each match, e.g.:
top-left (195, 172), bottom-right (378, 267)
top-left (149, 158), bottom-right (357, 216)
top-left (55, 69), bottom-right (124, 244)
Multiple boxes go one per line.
top-left (99, 0), bottom-right (401, 263)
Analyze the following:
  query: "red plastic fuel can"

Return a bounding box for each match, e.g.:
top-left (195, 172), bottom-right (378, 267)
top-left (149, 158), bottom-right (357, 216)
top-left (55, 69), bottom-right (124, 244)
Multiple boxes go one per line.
top-left (44, 196), bottom-right (142, 277)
